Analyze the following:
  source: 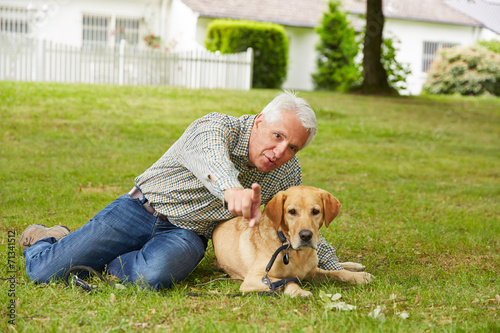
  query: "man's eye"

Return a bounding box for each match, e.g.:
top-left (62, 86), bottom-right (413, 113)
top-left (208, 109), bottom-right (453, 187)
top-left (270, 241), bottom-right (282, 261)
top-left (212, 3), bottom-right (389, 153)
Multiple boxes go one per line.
top-left (290, 146), bottom-right (297, 152)
top-left (288, 209), bottom-right (296, 215)
top-left (274, 133), bottom-right (281, 139)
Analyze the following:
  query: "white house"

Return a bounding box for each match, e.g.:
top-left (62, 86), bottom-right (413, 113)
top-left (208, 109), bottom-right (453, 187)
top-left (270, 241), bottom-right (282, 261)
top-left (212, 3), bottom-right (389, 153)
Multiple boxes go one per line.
top-left (1, 0), bottom-right (499, 94)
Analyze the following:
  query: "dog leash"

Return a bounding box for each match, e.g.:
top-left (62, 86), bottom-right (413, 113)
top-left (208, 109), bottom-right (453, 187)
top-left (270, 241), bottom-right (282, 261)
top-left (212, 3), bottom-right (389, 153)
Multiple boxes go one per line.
top-left (261, 231), bottom-right (301, 291)
top-left (63, 265), bottom-right (115, 292)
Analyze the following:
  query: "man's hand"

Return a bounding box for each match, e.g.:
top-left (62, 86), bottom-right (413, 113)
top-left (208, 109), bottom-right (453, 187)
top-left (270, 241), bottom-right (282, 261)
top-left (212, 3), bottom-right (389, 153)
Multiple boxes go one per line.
top-left (224, 183), bottom-right (262, 227)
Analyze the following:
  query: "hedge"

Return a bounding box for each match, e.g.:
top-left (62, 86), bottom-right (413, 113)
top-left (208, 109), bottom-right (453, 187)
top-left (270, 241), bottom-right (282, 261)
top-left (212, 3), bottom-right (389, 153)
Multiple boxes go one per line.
top-left (206, 19), bottom-right (288, 89)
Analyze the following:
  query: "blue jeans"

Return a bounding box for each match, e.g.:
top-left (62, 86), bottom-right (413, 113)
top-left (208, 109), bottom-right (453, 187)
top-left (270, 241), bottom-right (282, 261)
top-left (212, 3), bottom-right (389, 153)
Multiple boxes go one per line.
top-left (23, 194), bottom-right (208, 290)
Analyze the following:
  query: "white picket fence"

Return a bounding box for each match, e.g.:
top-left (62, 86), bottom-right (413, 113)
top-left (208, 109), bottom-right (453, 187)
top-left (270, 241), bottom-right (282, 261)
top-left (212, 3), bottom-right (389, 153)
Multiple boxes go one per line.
top-left (0, 33), bottom-right (253, 90)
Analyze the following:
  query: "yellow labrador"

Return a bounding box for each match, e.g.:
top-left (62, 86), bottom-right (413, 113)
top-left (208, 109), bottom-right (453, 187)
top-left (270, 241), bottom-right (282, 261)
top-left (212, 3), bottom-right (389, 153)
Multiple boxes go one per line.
top-left (212, 186), bottom-right (374, 297)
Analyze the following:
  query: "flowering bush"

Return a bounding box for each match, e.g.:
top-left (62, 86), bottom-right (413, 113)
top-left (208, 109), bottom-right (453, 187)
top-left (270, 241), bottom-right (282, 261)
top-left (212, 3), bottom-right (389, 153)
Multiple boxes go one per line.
top-left (423, 45), bottom-right (500, 96)
top-left (144, 34), bottom-right (161, 49)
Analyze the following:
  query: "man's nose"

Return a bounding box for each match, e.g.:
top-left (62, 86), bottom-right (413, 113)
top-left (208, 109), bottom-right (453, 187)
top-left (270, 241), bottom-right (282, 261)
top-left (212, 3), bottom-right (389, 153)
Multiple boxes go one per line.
top-left (274, 143), bottom-right (287, 159)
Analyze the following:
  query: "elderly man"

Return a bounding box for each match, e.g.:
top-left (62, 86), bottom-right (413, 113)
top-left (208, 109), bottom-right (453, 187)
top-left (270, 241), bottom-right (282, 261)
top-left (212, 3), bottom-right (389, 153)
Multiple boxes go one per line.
top-left (19, 91), bottom-right (343, 290)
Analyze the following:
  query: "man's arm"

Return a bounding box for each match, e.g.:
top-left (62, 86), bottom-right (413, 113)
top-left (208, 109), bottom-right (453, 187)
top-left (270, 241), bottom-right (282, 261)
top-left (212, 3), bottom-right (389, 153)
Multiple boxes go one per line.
top-left (317, 236), bottom-right (344, 271)
top-left (175, 114), bottom-right (243, 201)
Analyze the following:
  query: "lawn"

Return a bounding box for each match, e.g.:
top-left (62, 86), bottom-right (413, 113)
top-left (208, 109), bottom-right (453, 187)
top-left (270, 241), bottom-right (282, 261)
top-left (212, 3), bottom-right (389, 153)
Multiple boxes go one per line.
top-left (0, 81), bottom-right (499, 332)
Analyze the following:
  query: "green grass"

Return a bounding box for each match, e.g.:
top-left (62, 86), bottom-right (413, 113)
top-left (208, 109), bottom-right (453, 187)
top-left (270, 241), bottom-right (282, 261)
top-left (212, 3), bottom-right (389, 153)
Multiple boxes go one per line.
top-left (0, 81), bottom-right (499, 332)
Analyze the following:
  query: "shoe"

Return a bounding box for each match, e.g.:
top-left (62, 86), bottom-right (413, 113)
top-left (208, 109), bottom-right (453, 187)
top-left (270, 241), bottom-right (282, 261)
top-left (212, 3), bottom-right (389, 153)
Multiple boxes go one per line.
top-left (19, 224), bottom-right (70, 251)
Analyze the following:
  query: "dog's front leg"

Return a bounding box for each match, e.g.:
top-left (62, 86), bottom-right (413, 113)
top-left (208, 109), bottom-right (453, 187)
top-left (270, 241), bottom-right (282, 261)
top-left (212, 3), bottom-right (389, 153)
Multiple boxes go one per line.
top-left (310, 268), bottom-right (374, 285)
top-left (240, 273), bottom-right (274, 293)
top-left (283, 282), bottom-right (312, 298)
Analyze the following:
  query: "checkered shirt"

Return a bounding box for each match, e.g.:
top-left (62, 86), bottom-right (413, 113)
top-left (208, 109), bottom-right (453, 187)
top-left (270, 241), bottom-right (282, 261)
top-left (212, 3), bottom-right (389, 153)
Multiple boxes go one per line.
top-left (134, 112), bottom-right (343, 271)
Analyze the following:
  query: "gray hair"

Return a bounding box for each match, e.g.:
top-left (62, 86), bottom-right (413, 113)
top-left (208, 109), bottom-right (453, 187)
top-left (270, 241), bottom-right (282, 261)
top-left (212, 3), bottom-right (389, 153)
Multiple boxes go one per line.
top-left (260, 90), bottom-right (317, 149)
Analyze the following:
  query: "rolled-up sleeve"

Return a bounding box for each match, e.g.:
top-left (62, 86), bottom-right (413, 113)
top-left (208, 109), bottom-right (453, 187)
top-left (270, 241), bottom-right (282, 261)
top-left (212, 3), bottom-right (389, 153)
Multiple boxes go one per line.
top-left (175, 115), bottom-right (243, 201)
top-left (317, 236), bottom-right (344, 271)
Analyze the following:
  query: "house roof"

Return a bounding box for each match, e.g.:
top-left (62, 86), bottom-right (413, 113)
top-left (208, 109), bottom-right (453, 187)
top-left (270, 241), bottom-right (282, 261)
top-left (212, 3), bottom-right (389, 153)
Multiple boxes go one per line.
top-left (181, 0), bottom-right (482, 28)
top-left (444, 0), bottom-right (500, 34)
top-left (180, 0), bottom-right (326, 28)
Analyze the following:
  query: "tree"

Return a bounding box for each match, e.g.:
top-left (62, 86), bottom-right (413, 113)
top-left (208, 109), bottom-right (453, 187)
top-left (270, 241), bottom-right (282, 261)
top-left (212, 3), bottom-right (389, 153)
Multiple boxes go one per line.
top-left (357, 0), bottom-right (397, 94)
top-left (312, 0), bottom-right (359, 91)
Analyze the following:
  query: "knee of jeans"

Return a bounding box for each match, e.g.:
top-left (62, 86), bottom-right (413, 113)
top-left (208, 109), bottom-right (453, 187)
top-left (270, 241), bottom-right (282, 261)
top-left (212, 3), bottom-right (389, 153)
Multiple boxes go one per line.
top-left (25, 263), bottom-right (64, 284)
top-left (140, 243), bottom-right (206, 290)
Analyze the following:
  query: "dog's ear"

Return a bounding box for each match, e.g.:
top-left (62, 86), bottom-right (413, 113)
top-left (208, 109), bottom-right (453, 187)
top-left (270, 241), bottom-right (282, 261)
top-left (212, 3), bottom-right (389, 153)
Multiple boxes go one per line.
top-left (320, 190), bottom-right (342, 227)
top-left (264, 191), bottom-right (286, 230)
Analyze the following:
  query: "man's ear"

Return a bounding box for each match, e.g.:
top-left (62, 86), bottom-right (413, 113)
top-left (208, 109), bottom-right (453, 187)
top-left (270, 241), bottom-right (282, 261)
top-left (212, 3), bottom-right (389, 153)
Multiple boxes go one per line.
top-left (264, 191), bottom-right (286, 230)
top-left (320, 190), bottom-right (342, 227)
top-left (254, 113), bottom-right (265, 128)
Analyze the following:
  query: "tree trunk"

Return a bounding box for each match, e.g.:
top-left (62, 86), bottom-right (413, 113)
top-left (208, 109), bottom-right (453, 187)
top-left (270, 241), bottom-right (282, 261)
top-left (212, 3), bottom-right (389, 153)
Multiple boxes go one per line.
top-left (359, 0), bottom-right (396, 94)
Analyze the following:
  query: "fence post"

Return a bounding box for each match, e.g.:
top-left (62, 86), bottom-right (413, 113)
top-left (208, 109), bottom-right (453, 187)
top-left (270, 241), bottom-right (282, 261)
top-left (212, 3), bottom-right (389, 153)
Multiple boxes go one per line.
top-left (119, 39), bottom-right (126, 85)
top-left (246, 47), bottom-right (254, 90)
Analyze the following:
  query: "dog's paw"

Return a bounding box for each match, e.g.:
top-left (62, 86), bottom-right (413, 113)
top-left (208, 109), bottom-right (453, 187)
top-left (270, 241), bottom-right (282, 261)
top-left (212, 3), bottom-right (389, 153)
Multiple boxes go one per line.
top-left (339, 262), bottom-right (366, 272)
top-left (288, 288), bottom-right (313, 298)
top-left (352, 272), bottom-right (374, 285)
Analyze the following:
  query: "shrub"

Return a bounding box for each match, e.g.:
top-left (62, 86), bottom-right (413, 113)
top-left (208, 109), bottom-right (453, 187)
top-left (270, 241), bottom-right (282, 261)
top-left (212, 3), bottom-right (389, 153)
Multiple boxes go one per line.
top-left (205, 19), bottom-right (288, 89)
top-left (479, 39), bottom-right (500, 54)
top-left (423, 45), bottom-right (500, 96)
top-left (312, 0), bottom-right (358, 91)
top-left (353, 32), bottom-right (411, 93)
top-left (381, 36), bottom-right (412, 92)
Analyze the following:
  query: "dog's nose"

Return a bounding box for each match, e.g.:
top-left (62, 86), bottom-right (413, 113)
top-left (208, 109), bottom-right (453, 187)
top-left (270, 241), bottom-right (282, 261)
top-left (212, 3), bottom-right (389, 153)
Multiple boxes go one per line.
top-left (299, 230), bottom-right (313, 242)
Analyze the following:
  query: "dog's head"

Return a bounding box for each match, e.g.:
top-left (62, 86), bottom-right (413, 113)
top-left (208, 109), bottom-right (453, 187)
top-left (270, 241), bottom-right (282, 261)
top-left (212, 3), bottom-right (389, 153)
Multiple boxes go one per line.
top-left (264, 186), bottom-right (341, 250)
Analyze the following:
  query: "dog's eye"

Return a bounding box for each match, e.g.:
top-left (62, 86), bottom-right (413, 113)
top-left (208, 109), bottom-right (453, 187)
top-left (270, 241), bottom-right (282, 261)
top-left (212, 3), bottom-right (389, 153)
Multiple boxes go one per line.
top-left (312, 209), bottom-right (320, 215)
top-left (288, 209), bottom-right (296, 215)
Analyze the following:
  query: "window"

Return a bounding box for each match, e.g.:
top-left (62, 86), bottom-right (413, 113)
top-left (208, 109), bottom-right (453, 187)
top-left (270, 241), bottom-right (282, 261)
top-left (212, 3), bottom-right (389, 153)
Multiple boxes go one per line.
top-left (82, 14), bottom-right (111, 48)
top-left (82, 15), bottom-right (141, 48)
top-left (115, 18), bottom-right (140, 46)
top-left (0, 6), bottom-right (30, 34)
top-left (422, 41), bottom-right (458, 72)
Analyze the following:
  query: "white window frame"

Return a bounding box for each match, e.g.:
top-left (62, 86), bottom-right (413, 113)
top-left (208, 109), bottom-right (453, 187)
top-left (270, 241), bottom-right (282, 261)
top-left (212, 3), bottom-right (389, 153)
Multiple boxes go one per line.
top-left (422, 41), bottom-right (459, 72)
top-left (0, 6), bottom-right (31, 35)
top-left (82, 14), bottom-right (142, 49)
top-left (82, 14), bottom-right (111, 49)
top-left (115, 17), bottom-right (141, 46)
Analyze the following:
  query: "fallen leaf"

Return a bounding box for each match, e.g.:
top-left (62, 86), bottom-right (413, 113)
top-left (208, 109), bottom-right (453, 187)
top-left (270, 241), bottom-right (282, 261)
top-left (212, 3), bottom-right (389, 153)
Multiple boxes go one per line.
top-left (326, 302), bottom-right (357, 311)
top-left (330, 293), bottom-right (342, 301)
top-left (368, 305), bottom-right (386, 322)
top-left (472, 298), bottom-right (480, 304)
top-left (110, 293), bottom-right (115, 303)
top-left (397, 311), bottom-right (410, 319)
top-left (496, 295), bottom-right (500, 303)
top-left (414, 294), bottom-right (421, 306)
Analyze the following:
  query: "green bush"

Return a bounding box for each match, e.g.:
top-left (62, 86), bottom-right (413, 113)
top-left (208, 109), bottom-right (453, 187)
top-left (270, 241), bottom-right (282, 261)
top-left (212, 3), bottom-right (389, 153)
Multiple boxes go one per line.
top-left (479, 39), bottom-right (500, 54)
top-left (423, 45), bottom-right (500, 96)
top-left (312, 0), bottom-right (358, 91)
top-left (313, 1), bottom-right (410, 93)
top-left (381, 36), bottom-right (412, 92)
top-left (205, 19), bottom-right (288, 89)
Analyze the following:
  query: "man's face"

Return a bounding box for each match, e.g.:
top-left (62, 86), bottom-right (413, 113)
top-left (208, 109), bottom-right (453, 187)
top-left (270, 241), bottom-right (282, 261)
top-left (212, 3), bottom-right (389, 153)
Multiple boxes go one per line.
top-left (248, 110), bottom-right (310, 172)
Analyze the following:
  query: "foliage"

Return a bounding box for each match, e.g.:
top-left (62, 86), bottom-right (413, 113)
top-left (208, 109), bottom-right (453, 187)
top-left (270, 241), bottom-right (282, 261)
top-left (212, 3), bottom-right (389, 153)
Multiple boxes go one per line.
top-left (353, 33), bottom-right (411, 93)
top-left (313, 1), bottom-right (410, 93)
top-left (205, 19), bottom-right (288, 89)
top-left (478, 39), bottom-right (500, 54)
top-left (381, 36), bottom-right (412, 92)
top-left (1, 82), bottom-right (499, 332)
top-left (312, 0), bottom-right (359, 92)
top-left (423, 45), bottom-right (500, 96)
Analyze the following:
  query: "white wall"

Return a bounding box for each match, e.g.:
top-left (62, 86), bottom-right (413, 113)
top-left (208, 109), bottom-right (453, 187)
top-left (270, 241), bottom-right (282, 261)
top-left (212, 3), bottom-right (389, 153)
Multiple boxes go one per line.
top-left (283, 26), bottom-right (319, 91)
top-left (166, 0), bottom-right (203, 50)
